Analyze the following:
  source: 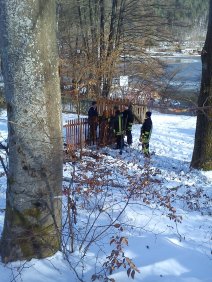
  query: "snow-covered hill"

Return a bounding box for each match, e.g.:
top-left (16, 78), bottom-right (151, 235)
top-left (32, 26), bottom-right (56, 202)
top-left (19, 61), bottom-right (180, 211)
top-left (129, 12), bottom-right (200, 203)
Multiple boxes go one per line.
top-left (0, 110), bottom-right (211, 282)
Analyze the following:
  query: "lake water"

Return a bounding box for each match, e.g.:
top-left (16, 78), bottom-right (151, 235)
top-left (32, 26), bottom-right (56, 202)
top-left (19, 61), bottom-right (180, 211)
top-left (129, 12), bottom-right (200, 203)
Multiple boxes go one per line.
top-left (161, 55), bottom-right (202, 92)
top-left (0, 55), bottom-right (202, 99)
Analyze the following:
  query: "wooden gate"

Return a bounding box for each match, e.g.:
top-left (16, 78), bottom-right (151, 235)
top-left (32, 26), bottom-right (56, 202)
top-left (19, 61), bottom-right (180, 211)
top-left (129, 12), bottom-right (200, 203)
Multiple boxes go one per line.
top-left (64, 118), bottom-right (89, 151)
top-left (64, 117), bottom-right (116, 152)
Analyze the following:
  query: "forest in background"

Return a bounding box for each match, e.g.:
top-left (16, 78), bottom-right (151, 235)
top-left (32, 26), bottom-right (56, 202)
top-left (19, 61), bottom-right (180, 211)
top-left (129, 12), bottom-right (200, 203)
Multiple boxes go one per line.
top-left (155, 0), bottom-right (209, 41)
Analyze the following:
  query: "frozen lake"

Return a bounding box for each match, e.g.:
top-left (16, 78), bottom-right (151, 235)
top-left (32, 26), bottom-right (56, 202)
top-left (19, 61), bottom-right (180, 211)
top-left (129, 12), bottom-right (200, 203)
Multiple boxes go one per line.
top-left (0, 56), bottom-right (202, 95)
top-left (161, 55), bottom-right (202, 91)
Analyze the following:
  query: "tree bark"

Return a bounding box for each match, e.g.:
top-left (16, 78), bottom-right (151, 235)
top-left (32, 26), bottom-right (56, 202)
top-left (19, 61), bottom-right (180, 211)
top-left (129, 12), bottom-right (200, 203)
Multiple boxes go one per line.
top-left (191, 0), bottom-right (212, 170)
top-left (0, 0), bottom-right (63, 262)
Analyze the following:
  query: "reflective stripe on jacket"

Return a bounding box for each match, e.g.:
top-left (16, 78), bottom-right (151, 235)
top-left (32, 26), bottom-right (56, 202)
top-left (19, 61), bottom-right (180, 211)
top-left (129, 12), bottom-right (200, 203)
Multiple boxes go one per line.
top-left (114, 113), bottom-right (124, 136)
top-left (140, 117), bottom-right (152, 142)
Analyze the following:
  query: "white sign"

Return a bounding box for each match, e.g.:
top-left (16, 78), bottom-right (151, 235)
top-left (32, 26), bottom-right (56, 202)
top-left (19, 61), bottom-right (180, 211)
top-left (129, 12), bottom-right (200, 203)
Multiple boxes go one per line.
top-left (120, 75), bottom-right (128, 87)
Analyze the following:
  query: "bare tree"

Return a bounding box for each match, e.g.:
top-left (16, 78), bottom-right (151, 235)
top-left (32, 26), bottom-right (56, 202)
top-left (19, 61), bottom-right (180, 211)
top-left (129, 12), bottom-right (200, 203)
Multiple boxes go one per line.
top-left (191, 0), bottom-right (212, 171)
top-left (58, 0), bottom-right (171, 98)
top-left (0, 0), bottom-right (63, 262)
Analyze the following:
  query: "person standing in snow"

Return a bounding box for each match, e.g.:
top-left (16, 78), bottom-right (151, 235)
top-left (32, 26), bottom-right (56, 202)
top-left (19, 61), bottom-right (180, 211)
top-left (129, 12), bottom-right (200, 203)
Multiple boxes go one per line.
top-left (123, 104), bottom-right (134, 146)
top-left (113, 109), bottom-right (125, 153)
top-left (88, 101), bottom-right (98, 144)
top-left (139, 111), bottom-right (152, 157)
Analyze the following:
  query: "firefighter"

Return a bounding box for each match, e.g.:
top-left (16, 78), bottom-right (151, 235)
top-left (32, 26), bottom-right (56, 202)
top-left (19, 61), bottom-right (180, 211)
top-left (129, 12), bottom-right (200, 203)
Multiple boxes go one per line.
top-left (139, 111), bottom-right (152, 157)
top-left (123, 104), bottom-right (134, 146)
top-left (113, 109), bottom-right (125, 154)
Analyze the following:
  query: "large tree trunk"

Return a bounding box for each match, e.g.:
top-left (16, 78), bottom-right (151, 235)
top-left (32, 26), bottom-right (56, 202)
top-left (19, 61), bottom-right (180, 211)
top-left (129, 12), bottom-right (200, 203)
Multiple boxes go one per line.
top-left (0, 0), bottom-right (63, 262)
top-left (191, 0), bottom-right (212, 170)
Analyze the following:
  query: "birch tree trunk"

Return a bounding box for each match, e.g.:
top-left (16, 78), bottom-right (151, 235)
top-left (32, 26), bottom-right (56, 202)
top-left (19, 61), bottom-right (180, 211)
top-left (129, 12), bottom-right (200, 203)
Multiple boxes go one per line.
top-left (191, 0), bottom-right (212, 171)
top-left (0, 0), bottom-right (63, 262)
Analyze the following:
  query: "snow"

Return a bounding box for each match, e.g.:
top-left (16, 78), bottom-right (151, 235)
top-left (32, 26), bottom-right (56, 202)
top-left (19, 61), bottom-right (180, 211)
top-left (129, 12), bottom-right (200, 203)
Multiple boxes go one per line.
top-left (0, 109), bottom-right (212, 282)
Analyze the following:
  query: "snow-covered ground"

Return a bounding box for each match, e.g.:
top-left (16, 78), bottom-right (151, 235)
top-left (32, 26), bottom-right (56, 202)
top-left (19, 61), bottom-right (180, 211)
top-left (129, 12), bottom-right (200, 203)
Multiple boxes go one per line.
top-left (0, 110), bottom-right (211, 282)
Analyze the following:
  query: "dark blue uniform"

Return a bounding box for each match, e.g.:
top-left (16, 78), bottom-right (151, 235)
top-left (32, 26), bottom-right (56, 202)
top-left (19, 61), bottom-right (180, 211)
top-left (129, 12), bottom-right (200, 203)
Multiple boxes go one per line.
top-left (123, 107), bottom-right (134, 145)
top-left (140, 112), bottom-right (152, 157)
top-left (88, 103), bottom-right (98, 144)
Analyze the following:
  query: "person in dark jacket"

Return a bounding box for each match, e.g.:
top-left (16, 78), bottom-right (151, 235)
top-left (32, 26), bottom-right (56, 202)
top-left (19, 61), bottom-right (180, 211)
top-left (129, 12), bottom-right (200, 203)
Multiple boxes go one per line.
top-left (88, 101), bottom-right (98, 119)
top-left (140, 111), bottom-right (152, 157)
top-left (123, 104), bottom-right (134, 146)
top-left (88, 101), bottom-right (98, 144)
top-left (113, 109), bottom-right (124, 153)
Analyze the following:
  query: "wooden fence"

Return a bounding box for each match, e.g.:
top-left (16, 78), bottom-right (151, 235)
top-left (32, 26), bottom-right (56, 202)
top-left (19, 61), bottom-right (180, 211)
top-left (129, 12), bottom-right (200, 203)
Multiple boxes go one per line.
top-left (63, 96), bottom-right (148, 153)
top-left (62, 96), bottom-right (147, 123)
top-left (64, 117), bottom-right (116, 152)
top-left (64, 118), bottom-right (89, 151)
